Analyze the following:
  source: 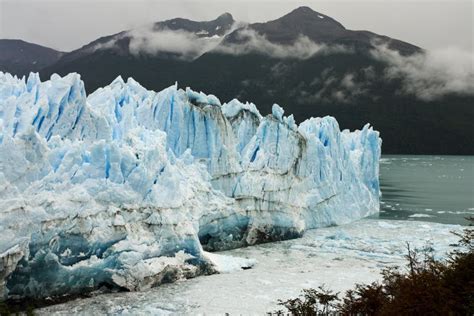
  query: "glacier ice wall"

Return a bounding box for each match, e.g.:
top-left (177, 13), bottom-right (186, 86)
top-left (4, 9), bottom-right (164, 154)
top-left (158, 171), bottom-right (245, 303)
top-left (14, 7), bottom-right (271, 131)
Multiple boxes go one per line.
top-left (0, 72), bottom-right (381, 299)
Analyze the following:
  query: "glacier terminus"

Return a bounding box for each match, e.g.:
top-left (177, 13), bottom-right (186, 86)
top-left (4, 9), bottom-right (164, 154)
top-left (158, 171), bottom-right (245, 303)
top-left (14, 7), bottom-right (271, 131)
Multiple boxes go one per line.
top-left (0, 72), bottom-right (381, 299)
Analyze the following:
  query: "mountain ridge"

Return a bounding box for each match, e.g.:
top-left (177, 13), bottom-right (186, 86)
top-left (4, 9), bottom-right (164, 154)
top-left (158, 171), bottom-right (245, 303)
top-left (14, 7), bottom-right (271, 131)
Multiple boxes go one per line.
top-left (0, 39), bottom-right (63, 76)
top-left (0, 7), bottom-right (472, 155)
top-left (222, 6), bottom-right (419, 55)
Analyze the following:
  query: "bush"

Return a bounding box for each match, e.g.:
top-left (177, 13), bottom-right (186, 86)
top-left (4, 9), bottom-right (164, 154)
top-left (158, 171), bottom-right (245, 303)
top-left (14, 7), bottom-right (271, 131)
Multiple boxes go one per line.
top-left (274, 286), bottom-right (339, 315)
top-left (272, 218), bottom-right (474, 316)
top-left (0, 300), bottom-right (34, 316)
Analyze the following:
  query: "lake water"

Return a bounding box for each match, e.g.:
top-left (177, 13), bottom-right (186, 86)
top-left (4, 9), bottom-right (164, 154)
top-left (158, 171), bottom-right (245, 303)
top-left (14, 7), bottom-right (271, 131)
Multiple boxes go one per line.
top-left (377, 155), bottom-right (474, 225)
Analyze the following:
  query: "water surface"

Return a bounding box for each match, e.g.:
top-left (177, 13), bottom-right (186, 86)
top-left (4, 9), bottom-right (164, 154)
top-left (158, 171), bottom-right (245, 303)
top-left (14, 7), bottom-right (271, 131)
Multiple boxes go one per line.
top-left (378, 155), bottom-right (474, 225)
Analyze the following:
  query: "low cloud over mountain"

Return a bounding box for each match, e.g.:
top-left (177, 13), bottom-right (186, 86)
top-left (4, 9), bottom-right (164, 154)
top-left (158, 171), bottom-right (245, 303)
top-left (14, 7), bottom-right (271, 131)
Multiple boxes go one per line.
top-left (214, 28), bottom-right (352, 59)
top-left (372, 45), bottom-right (474, 100)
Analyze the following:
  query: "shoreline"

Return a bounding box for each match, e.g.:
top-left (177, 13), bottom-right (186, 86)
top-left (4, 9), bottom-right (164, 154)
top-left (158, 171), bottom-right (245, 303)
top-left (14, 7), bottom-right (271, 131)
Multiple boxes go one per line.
top-left (35, 219), bottom-right (462, 315)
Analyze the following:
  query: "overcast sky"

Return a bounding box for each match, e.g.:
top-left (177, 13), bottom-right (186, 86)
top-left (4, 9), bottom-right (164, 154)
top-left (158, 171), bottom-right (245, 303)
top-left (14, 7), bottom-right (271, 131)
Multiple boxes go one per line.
top-left (0, 0), bottom-right (472, 52)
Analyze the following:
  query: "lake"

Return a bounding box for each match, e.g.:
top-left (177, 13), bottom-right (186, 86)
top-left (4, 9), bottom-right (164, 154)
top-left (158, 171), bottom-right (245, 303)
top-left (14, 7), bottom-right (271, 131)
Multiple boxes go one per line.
top-left (377, 155), bottom-right (474, 225)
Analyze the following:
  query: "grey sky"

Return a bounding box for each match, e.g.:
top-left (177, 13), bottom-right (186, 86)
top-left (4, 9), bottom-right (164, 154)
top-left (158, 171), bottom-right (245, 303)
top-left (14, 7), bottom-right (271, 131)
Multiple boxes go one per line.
top-left (0, 0), bottom-right (472, 52)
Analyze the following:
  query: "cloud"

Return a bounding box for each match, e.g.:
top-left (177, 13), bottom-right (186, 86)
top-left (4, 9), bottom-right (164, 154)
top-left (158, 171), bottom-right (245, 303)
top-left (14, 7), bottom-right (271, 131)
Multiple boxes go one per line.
top-left (92, 24), bottom-right (239, 60)
top-left (92, 39), bottom-right (117, 51)
top-left (92, 24), bottom-right (353, 61)
top-left (127, 26), bottom-right (225, 59)
top-left (214, 28), bottom-right (352, 59)
top-left (91, 22), bottom-right (352, 60)
top-left (372, 45), bottom-right (474, 100)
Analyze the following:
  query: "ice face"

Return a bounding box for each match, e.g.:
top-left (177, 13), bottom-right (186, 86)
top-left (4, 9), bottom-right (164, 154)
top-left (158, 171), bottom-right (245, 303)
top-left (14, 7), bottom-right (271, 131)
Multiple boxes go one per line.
top-left (0, 71), bottom-right (381, 299)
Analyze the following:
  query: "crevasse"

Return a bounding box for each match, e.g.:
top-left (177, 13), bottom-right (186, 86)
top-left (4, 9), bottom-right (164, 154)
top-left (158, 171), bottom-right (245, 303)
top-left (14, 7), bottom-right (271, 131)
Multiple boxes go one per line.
top-left (0, 72), bottom-right (381, 299)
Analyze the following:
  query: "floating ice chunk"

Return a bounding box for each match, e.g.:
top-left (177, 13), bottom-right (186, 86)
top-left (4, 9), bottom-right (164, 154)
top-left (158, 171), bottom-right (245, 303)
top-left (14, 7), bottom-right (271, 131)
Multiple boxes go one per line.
top-left (204, 252), bottom-right (256, 273)
top-left (409, 214), bottom-right (434, 218)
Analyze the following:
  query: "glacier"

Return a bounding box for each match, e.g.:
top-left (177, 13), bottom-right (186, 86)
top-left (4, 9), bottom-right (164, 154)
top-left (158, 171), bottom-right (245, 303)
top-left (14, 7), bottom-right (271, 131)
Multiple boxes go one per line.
top-left (0, 71), bottom-right (381, 299)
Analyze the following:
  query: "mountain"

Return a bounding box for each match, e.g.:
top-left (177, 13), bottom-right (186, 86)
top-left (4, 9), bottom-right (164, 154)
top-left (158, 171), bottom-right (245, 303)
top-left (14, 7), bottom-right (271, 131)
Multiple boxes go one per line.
top-left (0, 39), bottom-right (63, 76)
top-left (48, 12), bottom-right (235, 66)
top-left (224, 7), bottom-right (419, 55)
top-left (153, 12), bottom-right (234, 35)
top-left (1, 7), bottom-right (472, 155)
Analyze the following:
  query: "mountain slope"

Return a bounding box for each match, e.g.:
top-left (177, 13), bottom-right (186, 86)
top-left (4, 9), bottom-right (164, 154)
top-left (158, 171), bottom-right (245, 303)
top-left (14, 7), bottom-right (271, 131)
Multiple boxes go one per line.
top-left (0, 39), bottom-right (63, 76)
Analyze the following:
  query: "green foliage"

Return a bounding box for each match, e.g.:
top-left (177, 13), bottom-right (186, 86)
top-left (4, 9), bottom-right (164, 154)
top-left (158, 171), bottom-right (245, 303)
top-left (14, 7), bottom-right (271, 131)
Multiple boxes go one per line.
top-left (0, 301), bottom-right (11, 316)
top-left (273, 285), bottom-right (339, 316)
top-left (273, 218), bottom-right (474, 315)
top-left (0, 300), bottom-right (20, 316)
top-left (0, 299), bottom-right (34, 316)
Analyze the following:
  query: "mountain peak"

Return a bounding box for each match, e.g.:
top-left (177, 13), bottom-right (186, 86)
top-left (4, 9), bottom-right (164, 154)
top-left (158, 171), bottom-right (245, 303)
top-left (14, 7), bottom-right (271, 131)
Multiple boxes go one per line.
top-left (285, 6), bottom-right (325, 19)
top-left (149, 12), bottom-right (235, 38)
top-left (216, 12), bottom-right (234, 23)
top-left (240, 6), bottom-right (346, 45)
top-left (278, 6), bottom-right (345, 30)
top-left (290, 6), bottom-right (317, 15)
